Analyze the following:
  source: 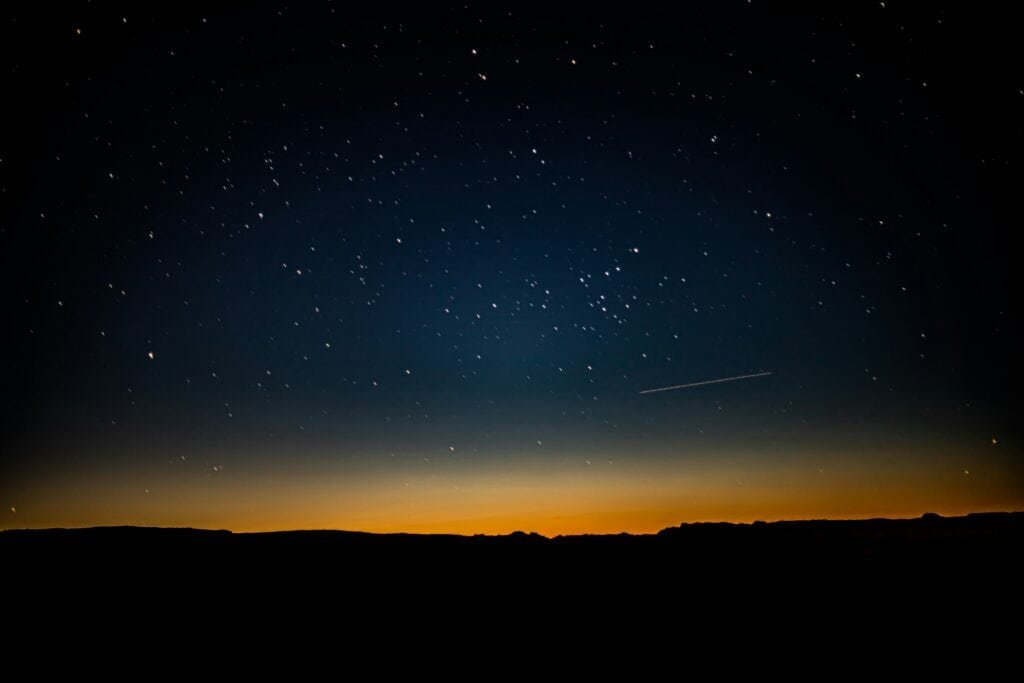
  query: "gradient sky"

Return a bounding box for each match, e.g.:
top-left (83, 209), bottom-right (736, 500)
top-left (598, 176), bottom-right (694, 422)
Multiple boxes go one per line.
top-left (2, 3), bottom-right (1021, 534)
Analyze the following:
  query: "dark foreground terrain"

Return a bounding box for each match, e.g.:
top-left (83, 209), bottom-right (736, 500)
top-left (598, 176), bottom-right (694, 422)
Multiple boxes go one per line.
top-left (3, 512), bottom-right (1022, 629)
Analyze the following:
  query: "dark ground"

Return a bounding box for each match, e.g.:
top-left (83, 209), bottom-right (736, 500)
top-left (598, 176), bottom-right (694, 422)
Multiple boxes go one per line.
top-left (3, 513), bottom-right (1022, 660)
top-left (4, 512), bottom-right (1021, 615)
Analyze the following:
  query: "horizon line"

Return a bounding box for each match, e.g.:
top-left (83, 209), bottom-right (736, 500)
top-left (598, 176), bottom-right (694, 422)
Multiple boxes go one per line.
top-left (3, 509), bottom-right (1019, 539)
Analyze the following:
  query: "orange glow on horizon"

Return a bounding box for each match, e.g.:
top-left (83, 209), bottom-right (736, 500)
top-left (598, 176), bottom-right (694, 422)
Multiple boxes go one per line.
top-left (4, 444), bottom-right (1022, 536)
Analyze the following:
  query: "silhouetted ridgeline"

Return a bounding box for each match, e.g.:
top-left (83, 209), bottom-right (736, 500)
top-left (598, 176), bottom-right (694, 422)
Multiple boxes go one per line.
top-left (3, 512), bottom-right (1022, 621)
top-left (3, 511), bottom-right (1021, 569)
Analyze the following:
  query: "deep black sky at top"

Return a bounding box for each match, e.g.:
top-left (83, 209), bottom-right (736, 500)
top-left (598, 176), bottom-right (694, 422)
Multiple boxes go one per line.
top-left (2, 2), bottom-right (1021, 489)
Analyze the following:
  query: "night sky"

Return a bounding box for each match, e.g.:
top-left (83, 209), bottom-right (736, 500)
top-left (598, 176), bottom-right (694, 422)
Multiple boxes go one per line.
top-left (3, 3), bottom-right (1021, 534)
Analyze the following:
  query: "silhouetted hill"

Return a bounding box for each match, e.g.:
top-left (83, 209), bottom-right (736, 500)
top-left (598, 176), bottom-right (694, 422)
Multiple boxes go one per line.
top-left (4, 511), bottom-right (1022, 558)
top-left (4, 513), bottom-right (1021, 624)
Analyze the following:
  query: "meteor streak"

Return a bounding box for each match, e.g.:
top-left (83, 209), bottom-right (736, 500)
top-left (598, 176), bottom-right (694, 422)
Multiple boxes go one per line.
top-left (639, 371), bottom-right (772, 395)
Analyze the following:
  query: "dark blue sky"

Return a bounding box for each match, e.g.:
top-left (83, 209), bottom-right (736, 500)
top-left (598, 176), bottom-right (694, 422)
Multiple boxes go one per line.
top-left (2, 3), bottom-right (1020, 532)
